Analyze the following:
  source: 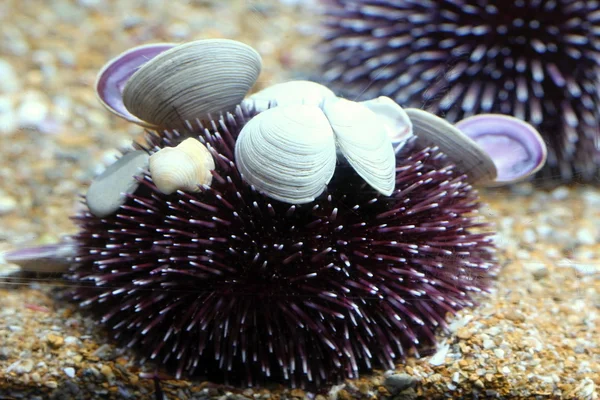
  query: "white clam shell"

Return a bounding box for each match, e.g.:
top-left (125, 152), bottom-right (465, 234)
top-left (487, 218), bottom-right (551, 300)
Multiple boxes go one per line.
top-left (234, 104), bottom-right (337, 204)
top-left (405, 108), bottom-right (497, 184)
top-left (359, 96), bottom-right (413, 149)
top-left (243, 80), bottom-right (337, 112)
top-left (123, 39), bottom-right (262, 129)
top-left (321, 98), bottom-right (396, 196)
top-left (149, 138), bottom-right (215, 195)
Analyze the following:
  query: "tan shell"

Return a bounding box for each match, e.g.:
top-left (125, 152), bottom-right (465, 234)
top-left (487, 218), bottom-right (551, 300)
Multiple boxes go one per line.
top-left (149, 138), bottom-right (215, 195)
top-left (234, 104), bottom-right (337, 204)
top-left (405, 108), bottom-right (497, 184)
top-left (123, 39), bottom-right (262, 129)
top-left (321, 97), bottom-right (396, 196)
top-left (243, 80), bottom-right (337, 112)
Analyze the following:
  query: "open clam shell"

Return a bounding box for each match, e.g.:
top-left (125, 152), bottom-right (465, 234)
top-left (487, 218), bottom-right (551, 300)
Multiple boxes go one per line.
top-left (95, 43), bottom-right (176, 129)
top-left (359, 96), bottom-right (413, 149)
top-left (122, 39), bottom-right (262, 129)
top-left (234, 104), bottom-right (337, 204)
top-left (455, 114), bottom-right (548, 185)
top-left (322, 98), bottom-right (396, 196)
top-left (243, 80), bottom-right (337, 112)
top-left (405, 108), bottom-right (498, 185)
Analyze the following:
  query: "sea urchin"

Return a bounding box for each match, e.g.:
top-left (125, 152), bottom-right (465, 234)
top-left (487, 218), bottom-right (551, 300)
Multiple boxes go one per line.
top-left (319, 0), bottom-right (600, 182)
top-left (68, 105), bottom-right (496, 388)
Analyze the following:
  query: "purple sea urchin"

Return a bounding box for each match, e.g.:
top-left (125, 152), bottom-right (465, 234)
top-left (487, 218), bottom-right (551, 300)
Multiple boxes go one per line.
top-left (67, 105), bottom-right (497, 388)
top-left (319, 0), bottom-right (600, 182)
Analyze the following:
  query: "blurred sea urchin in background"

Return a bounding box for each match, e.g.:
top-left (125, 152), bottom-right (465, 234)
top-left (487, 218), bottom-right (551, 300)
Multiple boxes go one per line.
top-left (318, 0), bottom-right (600, 182)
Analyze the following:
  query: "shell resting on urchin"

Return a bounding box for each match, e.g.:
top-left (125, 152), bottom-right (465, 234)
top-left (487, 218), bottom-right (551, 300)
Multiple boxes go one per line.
top-left (318, 0), bottom-right (600, 183)
top-left (69, 105), bottom-right (496, 388)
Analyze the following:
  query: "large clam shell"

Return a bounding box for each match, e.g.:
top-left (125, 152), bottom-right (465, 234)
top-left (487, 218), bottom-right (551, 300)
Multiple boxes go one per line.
top-left (234, 104), bottom-right (337, 204)
top-left (243, 80), bottom-right (337, 112)
top-left (123, 39), bottom-right (262, 129)
top-left (322, 98), bottom-right (396, 196)
top-left (405, 108), bottom-right (498, 185)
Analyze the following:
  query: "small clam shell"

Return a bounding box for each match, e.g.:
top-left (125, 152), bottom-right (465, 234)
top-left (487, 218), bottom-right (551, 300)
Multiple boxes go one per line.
top-left (234, 104), bottom-right (337, 204)
top-left (455, 114), bottom-right (548, 185)
top-left (321, 97), bottom-right (396, 196)
top-left (149, 138), bottom-right (215, 195)
top-left (123, 39), bottom-right (262, 129)
top-left (405, 108), bottom-right (497, 185)
top-left (359, 96), bottom-right (413, 149)
top-left (95, 43), bottom-right (176, 128)
top-left (243, 80), bottom-right (337, 112)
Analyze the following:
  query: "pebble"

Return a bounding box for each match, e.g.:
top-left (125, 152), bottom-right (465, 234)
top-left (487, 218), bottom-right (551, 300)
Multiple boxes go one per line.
top-left (17, 91), bottom-right (49, 130)
top-left (0, 59), bottom-right (20, 93)
top-left (551, 186), bottom-right (570, 200)
top-left (383, 373), bottom-right (417, 394)
top-left (85, 150), bottom-right (149, 217)
top-left (0, 195), bottom-right (17, 215)
top-left (64, 366), bottom-right (76, 378)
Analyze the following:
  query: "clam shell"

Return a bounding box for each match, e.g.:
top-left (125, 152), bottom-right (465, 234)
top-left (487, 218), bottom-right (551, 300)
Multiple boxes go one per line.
top-left (405, 108), bottom-right (497, 185)
top-left (234, 104), bottom-right (337, 204)
top-left (149, 138), bottom-right (215, 195)
top-left (455, 114), bottom-right (548, 185)
top-left (321, 98), bottom-right (396, 196)
top-left (243, 80), bottom-right (337, 112)
top-left (359, 96), bottom-right (413, 149)
top-left (123, 39), bottom-right (262, 129)
top-left (95, 43), bottom-right (175, 128)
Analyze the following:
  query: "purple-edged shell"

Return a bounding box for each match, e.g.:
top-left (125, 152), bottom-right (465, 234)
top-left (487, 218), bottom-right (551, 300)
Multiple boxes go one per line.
top-left (406, 109), bottom-right (547, 186)
top-left (455, 114), bottom-right (548, 185)
top-left (95, 43), bottom-right (175, 128)
top-left (95, 39), bottom-right (262, 130)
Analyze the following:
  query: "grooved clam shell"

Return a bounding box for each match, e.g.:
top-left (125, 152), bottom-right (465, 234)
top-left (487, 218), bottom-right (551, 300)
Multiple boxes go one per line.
top-left (123, 39), bottom-right (262, 129)
top-left (234, 104), bottom-right (337, 204)
top-left (322, 98), bottom-right (396, 196)
top-left (243, 80), bottom-right (337, 112)
top-left (405, 108), bottom-right (497, 185)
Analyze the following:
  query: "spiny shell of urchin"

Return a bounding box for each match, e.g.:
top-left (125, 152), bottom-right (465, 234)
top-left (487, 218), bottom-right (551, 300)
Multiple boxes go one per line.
top-left (69, 105), bottom-right (496, 388)
top-left (319, 0), bottom-right (600, 183)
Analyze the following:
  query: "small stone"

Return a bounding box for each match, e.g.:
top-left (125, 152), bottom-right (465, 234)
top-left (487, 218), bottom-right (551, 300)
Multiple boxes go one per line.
top-left (456, 327), bottom-right (473, 340)
top-left (524, 262), bottom-right (548, 280)
top-left (0, 59), bottom-right (20, 93)
top-left (17, 92), bottom-right (49, 130)
top-left (383, 373), bottom-right (417, 395)
top-left (290, 388), bottom-right (305, 398)
top-left (86, 150), bottom-right (149, 218)
top-left (493, 349), bottom-right (505, 359)
top-left (45, 380), bottom-right (58, 389)
top-left (10, 359), bottom-right (34, 374)
top-left (551, 186), bottom-right (569, 200)
top-left (336, 389), bottom-right (351, 400)
top-left (46, 332), bottom-right (64, 348)
top-left (100, 364), bottom-right (114, 380)
top-left (505, 311), bottom-right (525, 323)
top-left (92, 343), bottom-right (115, 360)
top-left (576, 228), bottom-right (596, 245)
top-left (64, 367), bottom-right (76, 378)
top-left (0, 194), bottom-right (17, 215)
top-left (482, 339), bottom-right (495, 350)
